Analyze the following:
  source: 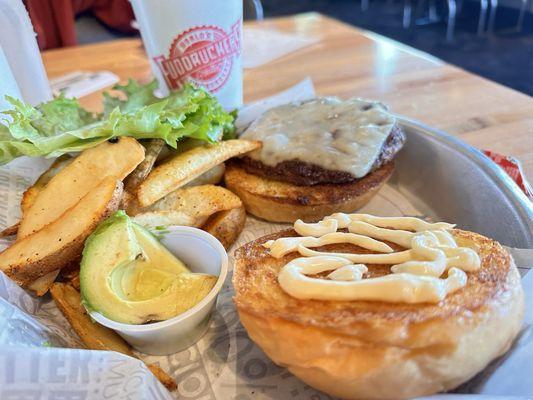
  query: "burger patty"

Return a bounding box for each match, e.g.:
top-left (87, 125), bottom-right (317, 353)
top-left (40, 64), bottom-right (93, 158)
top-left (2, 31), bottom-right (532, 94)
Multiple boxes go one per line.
top-left (238, 124), bottom-right (406, 186)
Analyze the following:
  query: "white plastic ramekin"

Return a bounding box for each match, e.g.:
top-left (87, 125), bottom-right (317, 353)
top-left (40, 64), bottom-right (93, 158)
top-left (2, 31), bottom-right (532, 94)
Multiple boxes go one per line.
top-left (89, 226), bottom-right (228, 356)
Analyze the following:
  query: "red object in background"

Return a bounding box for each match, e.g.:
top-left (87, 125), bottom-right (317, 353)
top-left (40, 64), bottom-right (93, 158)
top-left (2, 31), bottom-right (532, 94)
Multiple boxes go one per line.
top-left (483, 150), bottom-right (533, 200)
top-left (24, 0), bottom-right (135, 50)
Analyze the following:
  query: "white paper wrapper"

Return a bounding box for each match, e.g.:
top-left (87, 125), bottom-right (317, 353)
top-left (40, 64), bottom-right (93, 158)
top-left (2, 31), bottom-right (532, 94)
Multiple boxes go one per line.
top-left (235, 76), bottom-right (315, 130)
top-left (1, 81), bottom-right (531, 400)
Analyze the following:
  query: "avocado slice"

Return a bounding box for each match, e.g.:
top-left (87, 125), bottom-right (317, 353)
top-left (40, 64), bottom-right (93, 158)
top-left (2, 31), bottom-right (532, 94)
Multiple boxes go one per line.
top-left (80, 211), bottom-right (217, 325)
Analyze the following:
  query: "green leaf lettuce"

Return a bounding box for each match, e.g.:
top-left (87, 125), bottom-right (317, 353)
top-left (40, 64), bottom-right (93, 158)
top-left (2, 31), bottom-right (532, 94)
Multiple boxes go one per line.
top-left (0, 80), bottom-right (235, 165)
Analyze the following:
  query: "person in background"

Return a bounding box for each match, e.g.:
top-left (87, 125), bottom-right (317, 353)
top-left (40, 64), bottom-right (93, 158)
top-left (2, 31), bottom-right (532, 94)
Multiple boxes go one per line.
top-left (25, 0), bottom-right (136, 50)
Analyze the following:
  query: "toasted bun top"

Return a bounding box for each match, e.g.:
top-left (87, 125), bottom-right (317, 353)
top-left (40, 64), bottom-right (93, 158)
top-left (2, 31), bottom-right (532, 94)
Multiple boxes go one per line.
top-left (233, 228), bottom-right (513, 346)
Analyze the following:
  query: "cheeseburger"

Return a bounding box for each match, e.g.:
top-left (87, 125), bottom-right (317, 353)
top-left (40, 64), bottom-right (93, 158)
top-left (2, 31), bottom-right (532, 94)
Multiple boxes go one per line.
top-left (225, 98), bottom-right (406, 222)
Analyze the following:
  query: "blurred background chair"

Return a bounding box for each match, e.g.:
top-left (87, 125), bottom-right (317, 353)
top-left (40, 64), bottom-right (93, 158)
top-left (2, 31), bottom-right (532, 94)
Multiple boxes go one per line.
top-left (25, 0), bottom-right (264, 50)
top-left (245, 0), bottom-right (265, 19)
top-left (342, 0), bottom-right (532, 94)
top-left (400, 0), bottom-right (491, 41)
top-left (25, 0), bottom-right (136, 50)
top-left (399, 0), bottom-right (531, 39)
top-left (478, 0), bottom-right (489, 34)
top-left (487, 0), bottom-right (531, 32)
top-left (515, 0), bottom-right (531, 30)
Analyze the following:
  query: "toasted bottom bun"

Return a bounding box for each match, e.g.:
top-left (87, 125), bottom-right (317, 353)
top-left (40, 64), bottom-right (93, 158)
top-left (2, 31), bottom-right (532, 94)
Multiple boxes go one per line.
top-left (233, 229), bottom-right (525, 400)
top-left (224, 161), bottom-right (394, 223)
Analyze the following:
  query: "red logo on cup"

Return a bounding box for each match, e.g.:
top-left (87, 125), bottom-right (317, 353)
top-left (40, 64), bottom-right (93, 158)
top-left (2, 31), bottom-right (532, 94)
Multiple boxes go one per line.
top-left (154, 20), bottom-right (241, 92)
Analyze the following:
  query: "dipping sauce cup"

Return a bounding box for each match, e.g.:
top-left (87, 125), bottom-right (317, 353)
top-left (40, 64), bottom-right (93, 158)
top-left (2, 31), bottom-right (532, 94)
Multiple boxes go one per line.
top-left (89, 226), bottom-right (228, 355)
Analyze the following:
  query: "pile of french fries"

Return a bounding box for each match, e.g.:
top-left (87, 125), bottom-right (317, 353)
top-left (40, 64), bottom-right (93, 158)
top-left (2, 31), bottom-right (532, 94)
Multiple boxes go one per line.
top-left (0, 136), bottom-right (261, 391)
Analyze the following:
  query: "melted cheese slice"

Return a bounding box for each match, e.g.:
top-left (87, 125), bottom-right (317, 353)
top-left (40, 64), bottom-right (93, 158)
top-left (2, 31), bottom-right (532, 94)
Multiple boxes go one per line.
top-left (240, 98), bottom-right (396, 178)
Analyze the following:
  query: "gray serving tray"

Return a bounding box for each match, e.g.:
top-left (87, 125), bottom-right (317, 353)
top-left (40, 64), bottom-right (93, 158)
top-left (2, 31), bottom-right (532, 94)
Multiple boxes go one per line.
top-left (391, 118), bottom-right (533, 248)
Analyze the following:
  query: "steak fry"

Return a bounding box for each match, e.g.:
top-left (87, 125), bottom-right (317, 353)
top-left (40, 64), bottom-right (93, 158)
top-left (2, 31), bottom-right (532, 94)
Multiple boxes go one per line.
top-left (124, 139), bottom-right (165, 192)
top-left (136, 139), bottom-right (261, 207)
top-left (21, 155), bottom-right (73, 216)
top-left (50, 283), bottom-right (177, 392)
top-left (0, 223), bottom-right (19, 238)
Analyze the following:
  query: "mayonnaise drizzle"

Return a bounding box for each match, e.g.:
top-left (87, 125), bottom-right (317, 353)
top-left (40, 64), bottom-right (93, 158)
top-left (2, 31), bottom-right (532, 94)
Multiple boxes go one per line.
top-left (325, 213), bottom-right (455, 231)
top-left (272, 214), bottom-right (481, 304)
top-left (294, 218), bottom-right (338, 237)
top-left (327, 264), bottom-right (368, 281)
top-left (264, 232), bottom-right (393, 258)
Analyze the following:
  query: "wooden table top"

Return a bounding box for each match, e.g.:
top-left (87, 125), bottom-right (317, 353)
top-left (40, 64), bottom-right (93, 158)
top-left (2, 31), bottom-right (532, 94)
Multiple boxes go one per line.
top-left (41, 13), bottom-right (533, 178)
